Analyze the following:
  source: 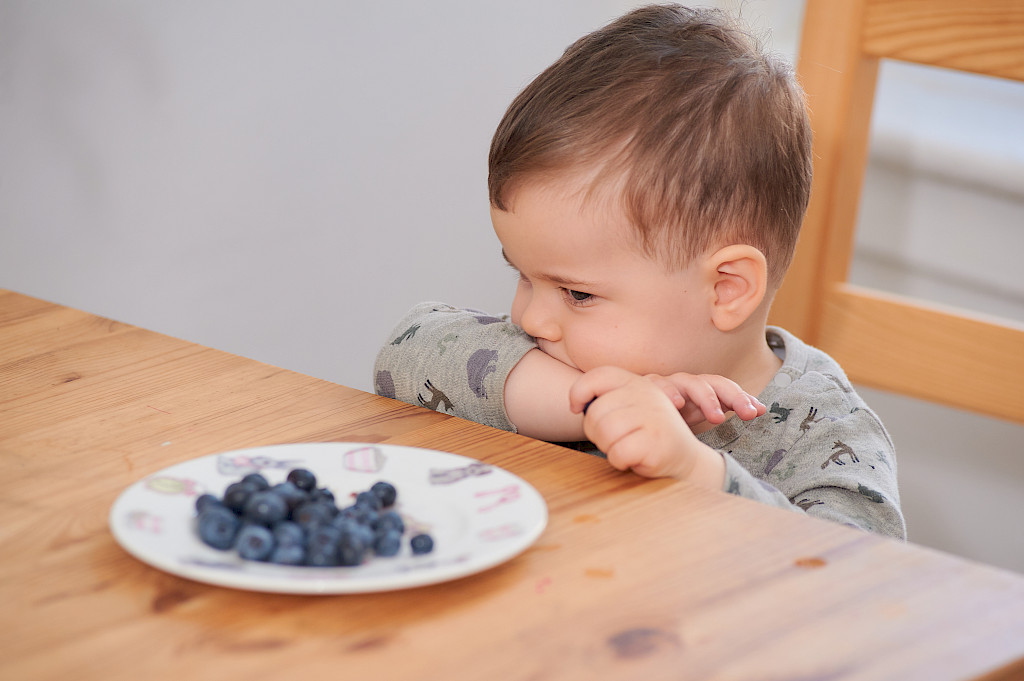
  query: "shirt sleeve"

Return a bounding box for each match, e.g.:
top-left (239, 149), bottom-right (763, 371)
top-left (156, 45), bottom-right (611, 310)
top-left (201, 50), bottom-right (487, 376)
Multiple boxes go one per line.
top-left (718, 404), bottom-right (906, 540)
top-left (373, 302), bottom-right (537, 432)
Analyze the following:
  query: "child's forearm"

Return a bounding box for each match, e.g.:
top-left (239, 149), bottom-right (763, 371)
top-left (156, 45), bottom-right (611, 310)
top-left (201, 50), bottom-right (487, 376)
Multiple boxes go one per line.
top-left (503, 349), bottom-right (586, 442)
top-left (374, 302), bottom-right (537, 432)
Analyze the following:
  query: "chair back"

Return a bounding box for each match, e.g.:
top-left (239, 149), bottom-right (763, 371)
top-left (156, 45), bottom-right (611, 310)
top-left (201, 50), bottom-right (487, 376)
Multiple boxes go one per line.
top-left (769, 0), bottom-right (1024, 424)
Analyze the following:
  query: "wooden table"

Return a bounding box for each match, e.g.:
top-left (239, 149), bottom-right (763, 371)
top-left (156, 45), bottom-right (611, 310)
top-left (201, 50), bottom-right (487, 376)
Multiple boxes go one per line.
top-left (2, 289), bottom-right (1024, 681)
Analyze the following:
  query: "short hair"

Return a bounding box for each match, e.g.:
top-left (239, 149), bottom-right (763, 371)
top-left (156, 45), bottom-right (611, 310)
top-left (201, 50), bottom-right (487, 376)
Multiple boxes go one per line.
top-left (488, 4), bottom-right (812, 287)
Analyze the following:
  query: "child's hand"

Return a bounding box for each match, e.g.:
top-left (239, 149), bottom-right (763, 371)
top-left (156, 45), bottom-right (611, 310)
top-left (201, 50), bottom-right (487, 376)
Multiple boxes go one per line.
top-left (651, 372), bottom-right (766, 428)
top-left (568, 366), bottom-right (732, 485)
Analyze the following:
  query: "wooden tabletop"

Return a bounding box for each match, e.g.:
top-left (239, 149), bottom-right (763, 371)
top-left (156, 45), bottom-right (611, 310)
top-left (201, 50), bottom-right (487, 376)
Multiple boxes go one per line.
top-left (2, 289), bottom-right (1024, 681)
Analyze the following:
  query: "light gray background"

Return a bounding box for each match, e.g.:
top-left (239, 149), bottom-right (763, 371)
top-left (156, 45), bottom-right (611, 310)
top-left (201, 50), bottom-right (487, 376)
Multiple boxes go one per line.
top-left (2, 1), bottom-right (1022, 572)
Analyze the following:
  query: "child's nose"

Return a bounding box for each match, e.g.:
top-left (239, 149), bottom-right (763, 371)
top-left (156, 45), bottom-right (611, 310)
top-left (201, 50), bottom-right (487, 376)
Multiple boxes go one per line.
top-left (517, 292), bottom-right (560, 342)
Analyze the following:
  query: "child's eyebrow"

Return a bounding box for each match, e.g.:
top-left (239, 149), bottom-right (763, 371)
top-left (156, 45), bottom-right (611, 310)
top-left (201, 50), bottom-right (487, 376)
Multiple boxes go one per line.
top-left (500, 249), bottom-right (596, 289)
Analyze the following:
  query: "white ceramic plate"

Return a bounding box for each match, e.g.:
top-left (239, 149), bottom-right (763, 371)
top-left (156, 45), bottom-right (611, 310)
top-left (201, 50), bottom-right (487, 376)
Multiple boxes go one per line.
top-left (109, 442), bottom-right (548, 594)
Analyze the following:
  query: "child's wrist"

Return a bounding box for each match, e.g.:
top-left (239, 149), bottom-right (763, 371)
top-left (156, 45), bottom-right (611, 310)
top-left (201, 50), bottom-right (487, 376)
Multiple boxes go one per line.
top-left (504, 349), bottom-right (586, 441)
top-left (675, 444), bottom-right (726, 490)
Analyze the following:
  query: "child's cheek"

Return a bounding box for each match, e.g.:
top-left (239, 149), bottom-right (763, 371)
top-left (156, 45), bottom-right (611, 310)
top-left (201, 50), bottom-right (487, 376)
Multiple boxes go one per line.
top-left (509, 288), bottom-right (527, 327)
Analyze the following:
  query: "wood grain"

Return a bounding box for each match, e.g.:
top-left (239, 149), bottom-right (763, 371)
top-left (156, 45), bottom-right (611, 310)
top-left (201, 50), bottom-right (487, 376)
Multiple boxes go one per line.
top-left (770, 0), bottom-right (878, 339)
top-left (863, 0), bottom-right (1024, 81)
top-left (819, 284), bottom-right (1024, 421)
top-left (769, 0), bottom-right (1024, 425)
top-left (3, 290), bottom-right (1024, 681)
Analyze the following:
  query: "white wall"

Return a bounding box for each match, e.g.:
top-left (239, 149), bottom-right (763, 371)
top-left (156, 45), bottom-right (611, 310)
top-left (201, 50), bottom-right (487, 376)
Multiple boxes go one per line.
top-left (3, 1), bottom-right (1022, 573)
top-left (0, 0), bottom-right (639, 390)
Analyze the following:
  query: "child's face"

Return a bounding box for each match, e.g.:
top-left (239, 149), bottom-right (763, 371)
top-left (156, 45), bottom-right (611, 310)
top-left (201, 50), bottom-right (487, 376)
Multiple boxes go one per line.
top-left (492, 180), bottom-right (715, 377)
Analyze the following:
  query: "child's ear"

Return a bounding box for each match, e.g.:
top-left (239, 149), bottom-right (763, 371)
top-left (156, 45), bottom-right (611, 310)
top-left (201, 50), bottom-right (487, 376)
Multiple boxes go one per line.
top-left (706, 245), bottom-right (768, 332)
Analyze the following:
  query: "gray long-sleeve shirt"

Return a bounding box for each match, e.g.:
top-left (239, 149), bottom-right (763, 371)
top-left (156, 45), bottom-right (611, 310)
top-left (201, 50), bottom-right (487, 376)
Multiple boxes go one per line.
top-left (374, 301), bottom-right (906, 540)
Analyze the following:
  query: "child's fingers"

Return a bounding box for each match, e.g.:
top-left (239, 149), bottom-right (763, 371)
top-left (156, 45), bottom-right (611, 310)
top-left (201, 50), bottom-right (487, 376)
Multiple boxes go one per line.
top-left (708, 372), bottom-right (765, 419)
top-left (664, 373), bottom-right (765, 422)
top-left (678, 400), bottom-right (709, 427)
top-left (660, 373), bottom-right (727, 423)
top-left (683, 378), bottom-right (728, 423)
top-left (701, 374), bottom-right (765, 420)
top-left (573, 369), bottom-right (766, 431)
top-left (643, 374), bottom-right (688, 410)
top-left (568, 366), bottom-right (635, 414)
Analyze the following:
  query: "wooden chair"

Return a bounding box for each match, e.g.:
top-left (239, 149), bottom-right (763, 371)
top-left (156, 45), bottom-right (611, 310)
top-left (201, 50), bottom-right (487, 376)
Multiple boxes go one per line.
top-left (769, 0), bottom-right (1024, 424)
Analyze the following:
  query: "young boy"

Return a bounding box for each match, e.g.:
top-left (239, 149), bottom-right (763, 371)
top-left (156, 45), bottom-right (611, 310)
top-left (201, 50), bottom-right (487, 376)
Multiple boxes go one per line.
top-left (374, 5), bottom-right (905, 539)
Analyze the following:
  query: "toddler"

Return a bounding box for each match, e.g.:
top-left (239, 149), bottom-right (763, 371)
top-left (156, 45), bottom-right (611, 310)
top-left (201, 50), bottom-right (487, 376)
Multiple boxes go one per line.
top-left (374, 4), bottom-right (905, 539)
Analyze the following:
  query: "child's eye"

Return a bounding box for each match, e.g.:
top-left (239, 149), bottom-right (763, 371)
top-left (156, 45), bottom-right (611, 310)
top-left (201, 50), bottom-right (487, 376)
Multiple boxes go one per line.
top-left (562, 289), bottom-right (594, 306)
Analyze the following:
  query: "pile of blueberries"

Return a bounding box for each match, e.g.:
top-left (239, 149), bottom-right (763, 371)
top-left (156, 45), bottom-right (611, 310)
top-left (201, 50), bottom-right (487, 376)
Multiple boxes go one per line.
top-left (195, 467), bottom-right (434, 566)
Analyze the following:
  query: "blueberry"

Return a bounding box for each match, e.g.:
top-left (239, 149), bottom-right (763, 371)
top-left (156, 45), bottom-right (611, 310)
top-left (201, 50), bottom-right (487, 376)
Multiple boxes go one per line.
top-left (370, 481), bottom-right (397, 508)
top-left (235, 524), bottom-right (275, 561)
top-left (272, 521), bottom-right (305, 548)
top-left (286, 468), bottom-right (317, 492)
top-left (270, 544), bottom-right (306, 565)
top-left (306, 547), bottom-right (339, 567)
top-left (354, 490), bottom-right (382, 511)
top-left (292, 500), bottom-right (337, 530)
top-left (374, 510), bottom-right (404, 534)
top-left (373, 529), bottom-right (402, 557)
top-left (337, 530), bottom-right (368, 567)
top-left (410, 533), bottom-right (434, 555)
top-left (330, 514), bottom-right (356, 532)
top-left (197, 506), bottom-right (241, 550)
top-left (241, 472), bottom-right (270, 491)
top-left (338, 503), bottom-right (378, 528)
top-left (195, 493), bottom-right (223, 514)
top-left (352, 522), bottom-right (375, 548)
top-left (308, 524), bottom-right (341, 550)
top-left (270, 481), bottom-right (308, 512)
top-left (243, 490), bottom-right (289, 526)
top-left (306, 525), bottom-right (343, 567)
top-left (193, 468), bottom-right (419, 568)
top-left (223, 480), bottom-right (259, 514)
top-left (335, 504), bottom-right (358, 521)
top-left (309, 487), bottom-right (335, 504)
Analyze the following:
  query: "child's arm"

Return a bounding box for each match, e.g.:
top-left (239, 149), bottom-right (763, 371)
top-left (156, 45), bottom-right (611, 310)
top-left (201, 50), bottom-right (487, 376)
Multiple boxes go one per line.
top-left (502, 349), bottom-right (586, 441)
top-left (569, 366), bottom-right (905, 539)
top-left (716, 406), bottom-right (906, 539)
top-left (373, 302), bottom-right (536, 431)
top-left (377, 302), bottom-right (763, 440)
top-left (506, 352), bottom-right (766, 442)
top-left (567, 366), bottom-right (762, 485)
